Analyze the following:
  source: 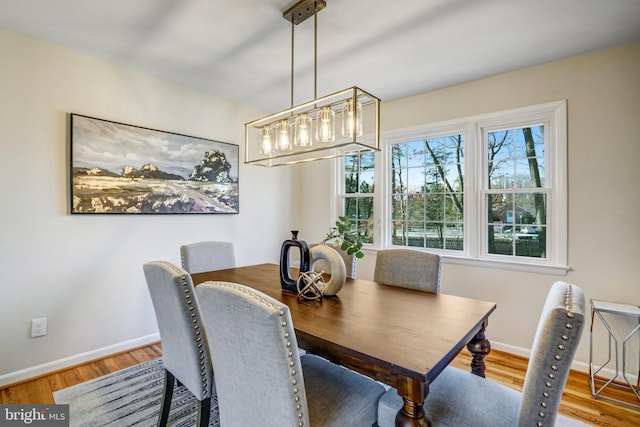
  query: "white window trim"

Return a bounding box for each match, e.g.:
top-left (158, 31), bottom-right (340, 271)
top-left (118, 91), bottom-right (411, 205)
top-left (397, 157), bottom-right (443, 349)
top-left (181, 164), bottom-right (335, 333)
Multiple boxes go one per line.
top-left (374, 101), bottom-right (568, 275)
top-left (381, 120), bottom-right (470, 251)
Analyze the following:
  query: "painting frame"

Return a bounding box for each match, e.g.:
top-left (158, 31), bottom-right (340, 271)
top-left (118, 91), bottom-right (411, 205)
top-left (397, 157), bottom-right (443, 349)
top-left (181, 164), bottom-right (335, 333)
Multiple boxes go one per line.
top-left (69, 114), bottom-right (239, 214)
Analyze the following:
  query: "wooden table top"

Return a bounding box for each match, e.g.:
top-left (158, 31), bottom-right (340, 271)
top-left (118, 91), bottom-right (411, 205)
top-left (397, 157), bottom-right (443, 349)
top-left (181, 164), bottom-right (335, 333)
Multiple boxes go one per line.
top-left (192, 263), bottom-right (496, 387)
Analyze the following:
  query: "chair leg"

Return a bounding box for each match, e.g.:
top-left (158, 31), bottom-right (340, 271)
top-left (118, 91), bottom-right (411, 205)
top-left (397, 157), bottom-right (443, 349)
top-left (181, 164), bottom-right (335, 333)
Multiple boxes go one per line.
top-left (197, 397), bottom-right (211, 427)
top-left (158, 369), bottom-right (175, 427)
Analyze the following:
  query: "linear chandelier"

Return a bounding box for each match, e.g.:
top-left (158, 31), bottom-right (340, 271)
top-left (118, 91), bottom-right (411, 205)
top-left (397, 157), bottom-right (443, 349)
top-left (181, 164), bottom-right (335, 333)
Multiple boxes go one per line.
top-left (244, 0), bottom-right (380, 167)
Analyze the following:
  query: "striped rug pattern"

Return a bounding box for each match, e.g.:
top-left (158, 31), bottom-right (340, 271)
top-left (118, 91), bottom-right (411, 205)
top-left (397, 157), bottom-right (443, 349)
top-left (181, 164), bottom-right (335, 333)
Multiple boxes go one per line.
top-left (53, 358), bottom-right (220, 426)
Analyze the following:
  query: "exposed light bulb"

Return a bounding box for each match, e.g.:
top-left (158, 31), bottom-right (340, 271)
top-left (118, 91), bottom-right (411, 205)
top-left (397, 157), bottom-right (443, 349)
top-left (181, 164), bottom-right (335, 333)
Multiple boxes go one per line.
top-left (260, 125), bottom-right (272, 155)
top-left (342, 99), bottom-right (363, 138)
top-left (315, 107), bottom-right (335, 143)
top-left (295, 113), bottom-right (312, 147)
top-left (276, 119), bottom-right (292, 151)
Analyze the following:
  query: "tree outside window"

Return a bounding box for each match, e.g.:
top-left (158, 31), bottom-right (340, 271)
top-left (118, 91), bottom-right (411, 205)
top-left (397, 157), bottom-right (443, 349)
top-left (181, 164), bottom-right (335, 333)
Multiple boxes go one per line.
top-left (485, 124), bottom-right (547, 258)
top-left (390, 135), bottom-right (464, 251)
top-left (342, 152), bottom-right (374, 244)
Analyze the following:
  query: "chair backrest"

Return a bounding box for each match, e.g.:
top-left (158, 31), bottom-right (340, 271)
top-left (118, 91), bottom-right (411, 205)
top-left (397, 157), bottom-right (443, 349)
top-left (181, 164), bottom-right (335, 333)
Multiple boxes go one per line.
top-left (180, 240), bottom-right (235, 274)
top-left (517, 281), bottom-right (586, 427)
top-left (142, 261), bottom-right (213, 401)
top-left (195, 281), bottom-right (310, 427)
top-left (373, 249), bottom-right (442, 293)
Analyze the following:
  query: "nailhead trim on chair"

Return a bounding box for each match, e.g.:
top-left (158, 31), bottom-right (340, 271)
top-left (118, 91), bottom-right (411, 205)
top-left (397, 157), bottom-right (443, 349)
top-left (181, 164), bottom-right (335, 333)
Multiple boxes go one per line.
top-left (160, 262), bottom-right (210, 397)
top-left (535, 282), bottom-right (576, 427)
top-left (208, 281), bottom-right (306, 426)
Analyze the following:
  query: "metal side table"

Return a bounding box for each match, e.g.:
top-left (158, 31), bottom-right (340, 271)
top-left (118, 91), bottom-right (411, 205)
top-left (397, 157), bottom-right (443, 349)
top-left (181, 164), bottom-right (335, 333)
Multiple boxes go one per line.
top-left (589, 299), bottom-right (640, 408)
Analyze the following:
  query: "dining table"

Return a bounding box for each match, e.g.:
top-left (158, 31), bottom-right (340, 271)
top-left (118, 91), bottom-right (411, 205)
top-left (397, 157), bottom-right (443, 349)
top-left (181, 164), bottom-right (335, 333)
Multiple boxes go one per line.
top-left (192, 263), bottom-right (497, 427)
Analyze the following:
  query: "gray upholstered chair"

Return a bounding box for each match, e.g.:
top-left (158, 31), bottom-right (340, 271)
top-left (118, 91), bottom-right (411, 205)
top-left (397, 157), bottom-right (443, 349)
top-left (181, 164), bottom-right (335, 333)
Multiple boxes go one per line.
top-left (143, 261), bottom-right (214, 427)
top-left (195, 281), bottom-right (386, 427)
top-left (378, 281), bottom-right (587, 427)
top-left (373, 248), bottom-right (442, 293)
top-left (179, 240), bottom-right (235, 274)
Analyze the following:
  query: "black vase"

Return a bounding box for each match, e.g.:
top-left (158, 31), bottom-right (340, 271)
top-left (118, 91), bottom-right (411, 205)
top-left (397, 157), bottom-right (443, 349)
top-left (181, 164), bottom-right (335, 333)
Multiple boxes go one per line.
top-left (279, 231), bottom-right (310, 294)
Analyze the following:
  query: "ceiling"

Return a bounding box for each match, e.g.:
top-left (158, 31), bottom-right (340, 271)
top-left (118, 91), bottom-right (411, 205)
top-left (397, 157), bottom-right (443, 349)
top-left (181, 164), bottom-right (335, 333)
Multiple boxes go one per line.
top-left (1, 0), bottom-right (639, 113)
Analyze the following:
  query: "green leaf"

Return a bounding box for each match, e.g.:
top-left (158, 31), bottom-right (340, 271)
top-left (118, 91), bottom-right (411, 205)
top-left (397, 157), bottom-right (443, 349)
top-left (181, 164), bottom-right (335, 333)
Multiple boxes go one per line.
top-left (328, 215), bottom-right (366, 260)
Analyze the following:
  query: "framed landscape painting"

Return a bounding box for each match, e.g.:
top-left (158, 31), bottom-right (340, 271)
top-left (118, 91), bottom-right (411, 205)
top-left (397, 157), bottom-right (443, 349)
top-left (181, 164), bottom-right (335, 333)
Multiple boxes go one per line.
top-left (70, 114), bottom-right (239, 214)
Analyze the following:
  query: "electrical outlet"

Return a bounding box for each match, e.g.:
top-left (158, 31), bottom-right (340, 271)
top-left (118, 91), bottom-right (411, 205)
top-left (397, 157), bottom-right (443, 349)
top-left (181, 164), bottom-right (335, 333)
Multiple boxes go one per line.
top-left (31, 318), bottom-right (47, 338)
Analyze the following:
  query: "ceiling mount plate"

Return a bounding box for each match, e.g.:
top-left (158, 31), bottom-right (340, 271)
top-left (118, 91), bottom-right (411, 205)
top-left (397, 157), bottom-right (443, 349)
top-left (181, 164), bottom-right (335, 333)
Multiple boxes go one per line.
top-left (283, 0), bottom-right (326, 25)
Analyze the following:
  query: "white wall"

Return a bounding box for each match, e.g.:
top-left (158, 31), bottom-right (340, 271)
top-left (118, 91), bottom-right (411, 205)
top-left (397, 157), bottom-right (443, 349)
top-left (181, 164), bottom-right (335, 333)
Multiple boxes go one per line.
top-left (0, 28), bottom-right (293, 385)
top-left (295, 42), bottom-right (640, 371)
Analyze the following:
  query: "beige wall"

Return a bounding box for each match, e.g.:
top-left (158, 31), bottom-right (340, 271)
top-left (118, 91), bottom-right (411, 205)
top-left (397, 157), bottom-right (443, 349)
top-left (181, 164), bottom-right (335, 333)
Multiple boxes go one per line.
top-left (0, 28), bottom-right (293, 385)
top-left (295, 42), bottom-right (640, 370)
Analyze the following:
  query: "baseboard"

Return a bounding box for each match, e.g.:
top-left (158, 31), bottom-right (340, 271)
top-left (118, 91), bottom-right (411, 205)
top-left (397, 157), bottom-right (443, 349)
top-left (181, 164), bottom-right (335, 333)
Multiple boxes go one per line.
top-left (492, 341), bottom-right (592, 373)
top-left (0, 333), bottom-right (160, 388)
top-left (490, 340), bottom-right (532, 359)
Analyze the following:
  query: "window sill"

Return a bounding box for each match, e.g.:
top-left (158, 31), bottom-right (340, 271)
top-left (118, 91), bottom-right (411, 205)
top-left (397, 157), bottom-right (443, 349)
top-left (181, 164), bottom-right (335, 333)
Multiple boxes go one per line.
top-left (444, 255), bottom-right (570, 276)
top-left (363, 247), bottom-right (570, 276)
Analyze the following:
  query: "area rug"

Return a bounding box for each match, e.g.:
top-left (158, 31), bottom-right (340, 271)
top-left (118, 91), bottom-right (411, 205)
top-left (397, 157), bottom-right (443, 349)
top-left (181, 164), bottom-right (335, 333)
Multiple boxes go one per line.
top-left (53, 358), bottom-right (220, 426)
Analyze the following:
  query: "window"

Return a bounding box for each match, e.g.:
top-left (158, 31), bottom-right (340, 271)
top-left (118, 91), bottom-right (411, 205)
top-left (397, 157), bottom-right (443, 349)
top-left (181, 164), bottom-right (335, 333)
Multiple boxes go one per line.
top-left (340, 151), bottom-right (375, 243)
top-left (483, 124), bottom-right (547, 258)
top-left (390, 134), bottom-right (464, 251)
top-left (336, 101), bottom-right (567, 272)
top-left (476, 101), bottom-right (567, 271)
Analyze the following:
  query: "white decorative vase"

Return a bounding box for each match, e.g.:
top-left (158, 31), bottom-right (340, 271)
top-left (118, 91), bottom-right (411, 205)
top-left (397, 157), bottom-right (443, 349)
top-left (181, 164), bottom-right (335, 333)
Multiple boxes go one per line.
top-left (309, 245), bottom-right (347, 296)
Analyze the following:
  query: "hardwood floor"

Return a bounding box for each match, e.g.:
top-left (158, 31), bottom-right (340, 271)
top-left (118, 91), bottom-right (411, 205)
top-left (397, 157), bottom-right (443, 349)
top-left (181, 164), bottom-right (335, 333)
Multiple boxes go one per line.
top-left (0, 344), bottom-right (163, 406)
top-left (1, 344), bottom-right (637, 426)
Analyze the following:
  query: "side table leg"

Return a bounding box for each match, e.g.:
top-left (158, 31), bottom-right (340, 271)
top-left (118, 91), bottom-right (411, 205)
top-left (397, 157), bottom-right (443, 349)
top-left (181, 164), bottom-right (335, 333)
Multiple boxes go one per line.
top-left (467, 321), bottom-right (491, 378)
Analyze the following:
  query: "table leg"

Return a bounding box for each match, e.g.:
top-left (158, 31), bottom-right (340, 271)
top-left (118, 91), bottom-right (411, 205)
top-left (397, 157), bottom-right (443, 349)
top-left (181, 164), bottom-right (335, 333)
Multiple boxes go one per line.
top-left (394, 377), bottom-right (431, 427)
top-left (467, 321), bottom-right (491, 377)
